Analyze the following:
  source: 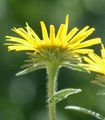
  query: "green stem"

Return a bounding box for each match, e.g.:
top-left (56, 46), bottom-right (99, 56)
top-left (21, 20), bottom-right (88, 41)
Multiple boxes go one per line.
top-left (47, 61), bottom-right (59, 120)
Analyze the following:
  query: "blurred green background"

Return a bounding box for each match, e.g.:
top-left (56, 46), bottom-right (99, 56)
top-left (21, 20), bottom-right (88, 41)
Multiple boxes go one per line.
top-left (1, 0), bottom-right (105, 120)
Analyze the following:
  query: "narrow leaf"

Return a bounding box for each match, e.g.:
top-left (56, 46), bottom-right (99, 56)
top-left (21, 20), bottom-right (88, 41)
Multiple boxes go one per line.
top-left (63, 64), bottom-right (90, 73)
top-left (50, 88), bottom-right (81, 104)
top-left (16, 64), bottom-right (45, 76)
top-left (65, 106), bottom-right (105, 120)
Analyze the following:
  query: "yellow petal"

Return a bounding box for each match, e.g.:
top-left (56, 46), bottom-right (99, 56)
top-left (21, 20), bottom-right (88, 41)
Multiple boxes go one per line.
top-left (88, 53), bottom-right (104, 64)
top-left (50, 25), bottom-right (55, 45)
top-left (25, 23), bottom-right (41, 43)
top-left (84, 56), bottom-right (95, 64)
top-left (40, 21), bottom-right (49, 43)
top-left (73, 38), bottom-right (101, 49)
top-left (101, 43), bottom-right (105, 59)
top-left (8, 45), bottom-right (36, 51)
top-left (77, 28), bottom-right (95, 43)
top-left (72, 49), bottom-right (94, 54)
top-left (65, 14), bottom-right (69, 26)
top-left (64, 27), bottom-right (79, 43)
top-left (68, 26), bottom-right (90, 44)
top-left (83, 64), bottom-right (102, 73)
top-left (62, 14), bottom-right (69, 39)
top-left (12, 27), bottom-right (39, 46)
top-left (6, 36), bottom-right (37, 47)
top-left (56, 24), bottom-right (64, 40)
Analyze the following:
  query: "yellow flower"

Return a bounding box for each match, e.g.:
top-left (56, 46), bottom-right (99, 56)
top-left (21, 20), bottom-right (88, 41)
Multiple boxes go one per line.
top-left (81, 43), bottom-right (105, 75)
top-left (81, 44), bottom-right (105, 92)
top-left (5, 15), bottom-right (101, 54)
top-left (5, 15), bottom-right (101, 75)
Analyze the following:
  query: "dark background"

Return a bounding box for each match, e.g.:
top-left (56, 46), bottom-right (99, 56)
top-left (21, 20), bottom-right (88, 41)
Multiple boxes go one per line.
top-left (0, 0), bottom-right (105, 120)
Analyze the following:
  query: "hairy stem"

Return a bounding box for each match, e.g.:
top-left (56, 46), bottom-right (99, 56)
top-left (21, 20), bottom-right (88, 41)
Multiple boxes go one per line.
top-left (47, 61), bottom-right (59, 120)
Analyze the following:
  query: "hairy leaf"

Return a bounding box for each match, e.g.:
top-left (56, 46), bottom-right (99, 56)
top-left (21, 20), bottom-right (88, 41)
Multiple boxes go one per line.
top-left (50, 88), bottom-right (81, 104)
top-left (65, 106), bottom-right (105, 120)
top-left (16, 64), bottom-right (45, 76)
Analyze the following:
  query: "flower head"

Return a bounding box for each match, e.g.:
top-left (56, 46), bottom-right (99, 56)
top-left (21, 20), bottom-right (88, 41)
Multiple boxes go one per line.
top-left (81, 43), bottom-right (105, 75)
top-left (6, 15), bottom-right (101, 54)
top-left (5, 15), bottom-right (101, 75)
top-left (81, 43), bottom-right (105, 93)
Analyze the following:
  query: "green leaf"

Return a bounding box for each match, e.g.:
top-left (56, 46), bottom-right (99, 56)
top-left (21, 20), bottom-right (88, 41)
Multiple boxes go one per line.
top-left (96, 89), bottom-right (105, 95)
top-left (65, 106), bottom-right (105, 120)
top-left (50, 88), bottom-right (81, 104)
top-left (16, 64), bottom-right (45, 76)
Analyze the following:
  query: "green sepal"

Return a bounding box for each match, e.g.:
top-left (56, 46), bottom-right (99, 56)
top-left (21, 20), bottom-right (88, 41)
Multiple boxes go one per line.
top-left (50, 88), bottom-right (81, 104)
top-left (91, 74), bottom-right (105, 87)
top-left (65, 106), bottom-right (105, 120)
top-left (16, 64), bottom-right (45, 76)
top-left (63, 64), bottom-right (90, 73)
